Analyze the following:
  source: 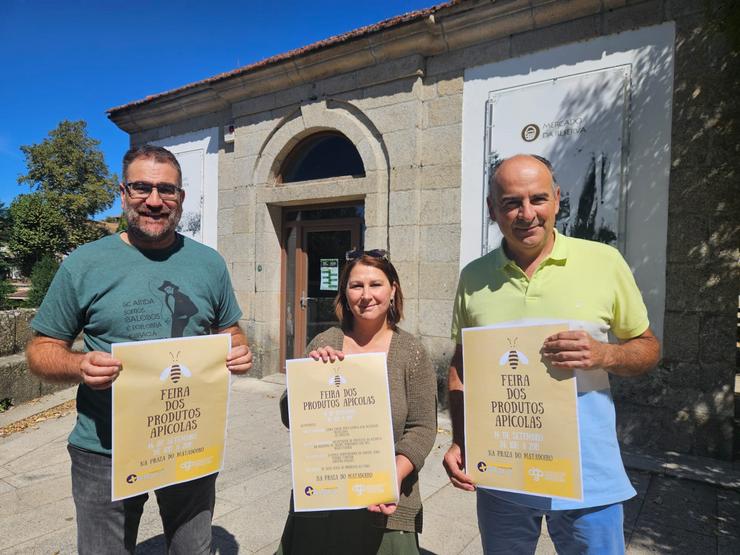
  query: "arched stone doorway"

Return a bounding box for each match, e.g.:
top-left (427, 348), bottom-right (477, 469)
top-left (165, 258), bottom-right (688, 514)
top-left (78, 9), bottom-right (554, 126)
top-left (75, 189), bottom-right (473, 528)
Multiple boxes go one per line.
top-left (279, 132), bottom-right (365, 358)
top-left (250, 101), bottom-right (389, 370)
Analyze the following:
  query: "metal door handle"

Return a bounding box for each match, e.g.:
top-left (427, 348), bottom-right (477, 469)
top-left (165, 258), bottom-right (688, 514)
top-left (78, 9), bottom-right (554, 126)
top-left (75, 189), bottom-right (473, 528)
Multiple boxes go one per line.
top-left (300, 291), bottom-right (307, 310)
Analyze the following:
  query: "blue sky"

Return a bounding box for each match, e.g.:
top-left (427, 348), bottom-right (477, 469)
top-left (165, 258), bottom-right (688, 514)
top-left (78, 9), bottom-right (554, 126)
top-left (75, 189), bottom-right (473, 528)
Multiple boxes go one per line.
top-left (0, 0), bottom-right (436, 219)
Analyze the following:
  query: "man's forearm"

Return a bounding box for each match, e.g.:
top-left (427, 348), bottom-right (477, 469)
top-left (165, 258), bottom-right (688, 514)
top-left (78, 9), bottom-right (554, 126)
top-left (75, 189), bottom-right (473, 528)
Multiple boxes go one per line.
top-left (220, 323), bottom-right (252, 375)
top-left (26, 335), bottom-right (84, 383)
top-left (543, 328), bottom-right (660, 376)
top-left (448, 390), bottom-right (465, 447)
top-left (448, 345), bottom-right (465, 446)
top-left (231, 329), bottom-right (247, 348)
top-left (219, 324), bottom-right (247, 348)
top-left (602, 329), bottom-right (660, 377)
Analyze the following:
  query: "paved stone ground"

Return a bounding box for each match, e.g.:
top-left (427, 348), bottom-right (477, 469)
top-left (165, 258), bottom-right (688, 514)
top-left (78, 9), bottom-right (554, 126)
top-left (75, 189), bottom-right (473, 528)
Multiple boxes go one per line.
top-left (0, 377), bottom-right (738, 554)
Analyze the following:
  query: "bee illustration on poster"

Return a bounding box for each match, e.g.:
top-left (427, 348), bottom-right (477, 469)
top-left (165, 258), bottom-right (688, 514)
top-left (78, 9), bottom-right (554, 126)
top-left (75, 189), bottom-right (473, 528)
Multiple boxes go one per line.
top-left (329, 374), bottom-right (347, 388)
top-left (160, 351), bottom-right (192, 384)
top-left (498, 338), bottom-right (528, 371)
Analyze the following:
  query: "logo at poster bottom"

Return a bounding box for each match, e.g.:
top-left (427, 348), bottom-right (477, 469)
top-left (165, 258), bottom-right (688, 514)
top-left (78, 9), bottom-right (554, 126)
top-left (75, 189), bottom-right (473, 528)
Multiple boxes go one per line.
top-left (125, 467), bottom-right (165, 485)
top-left (521, 124), bottom-right (540, 142)
top-left (528, 467), bottom-right (544, 481)
top-left (351, 483), bottom-right (385, 496)
top-left (528, 466), bottom-right (566, 483)
top-left (476, 461), bottom-right (513, 476)
top-left (179, 456), bottom-right (214, 472)
top-left (303, 485), bottom-right (338, 497)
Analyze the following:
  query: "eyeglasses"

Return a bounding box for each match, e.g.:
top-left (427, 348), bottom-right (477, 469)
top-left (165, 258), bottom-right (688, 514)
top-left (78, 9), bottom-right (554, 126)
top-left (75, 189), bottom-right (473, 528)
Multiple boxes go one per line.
top-left (125, 181), bottom-right (182, 200)
top-left (345, 249), bottom-right (389, 261)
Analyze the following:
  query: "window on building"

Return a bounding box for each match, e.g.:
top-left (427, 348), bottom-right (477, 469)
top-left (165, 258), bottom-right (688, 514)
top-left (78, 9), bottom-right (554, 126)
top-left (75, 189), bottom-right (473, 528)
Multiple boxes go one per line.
top-left (280, 132), bottom-right (365, 183)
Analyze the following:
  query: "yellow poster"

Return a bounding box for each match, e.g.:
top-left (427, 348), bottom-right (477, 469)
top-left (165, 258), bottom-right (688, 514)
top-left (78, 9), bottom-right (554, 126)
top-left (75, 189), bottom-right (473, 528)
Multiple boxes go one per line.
top-left (111, 334), bottom-right (231, 501)
top-left (286, 353), bottom-right (398, 512)
top-left (463, 323), bottom-right (582, 501)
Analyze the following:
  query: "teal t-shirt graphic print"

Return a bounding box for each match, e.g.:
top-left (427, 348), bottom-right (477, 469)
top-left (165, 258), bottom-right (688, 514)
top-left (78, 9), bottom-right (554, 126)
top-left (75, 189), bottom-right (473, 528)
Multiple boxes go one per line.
top-left (32, 234), bottom-right (242, 454)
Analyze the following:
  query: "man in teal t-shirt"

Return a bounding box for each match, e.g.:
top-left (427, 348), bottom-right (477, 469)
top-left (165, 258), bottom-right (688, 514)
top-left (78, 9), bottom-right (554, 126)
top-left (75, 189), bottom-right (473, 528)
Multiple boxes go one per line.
top-left (27, 145), bottom-right (252, 554)
top-left (443, 155), bottom-right (660, 554)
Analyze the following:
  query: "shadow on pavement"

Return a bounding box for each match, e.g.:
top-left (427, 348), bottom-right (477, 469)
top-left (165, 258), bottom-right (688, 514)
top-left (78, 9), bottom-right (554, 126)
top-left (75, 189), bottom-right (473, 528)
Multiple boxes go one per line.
top-left (136, 526), bottom-right (239, 554)
top-left (212, 526), bottom-right (240, 554)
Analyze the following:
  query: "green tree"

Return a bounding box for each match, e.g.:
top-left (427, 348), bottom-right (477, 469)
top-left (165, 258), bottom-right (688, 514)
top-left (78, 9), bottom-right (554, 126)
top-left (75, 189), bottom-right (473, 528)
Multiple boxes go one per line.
top-left (26, 255), bottom-right (59, 307)
top-left (117, 213), bottom-right (128, 233)
top-left (0, 280), bottom-right (14, 310)
top-left (0, 202), bottom-right (9, 242)
top-left (9, 193), bottom-right (73, 275)
top-left (9, 120), bottom-right (118, 275)
top-left (0, 202), bottom-right (12, 279)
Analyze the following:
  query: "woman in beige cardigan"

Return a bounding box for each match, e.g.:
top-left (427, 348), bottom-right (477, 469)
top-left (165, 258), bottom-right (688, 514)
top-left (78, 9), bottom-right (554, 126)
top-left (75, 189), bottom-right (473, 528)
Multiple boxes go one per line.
top-left (277, 250), bottom-right (438, 555)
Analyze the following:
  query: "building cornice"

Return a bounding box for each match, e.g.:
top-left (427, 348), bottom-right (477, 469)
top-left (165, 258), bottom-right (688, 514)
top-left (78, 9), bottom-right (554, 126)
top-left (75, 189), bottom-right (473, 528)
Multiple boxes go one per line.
top-left (108, 0), bottom-right (604, 133)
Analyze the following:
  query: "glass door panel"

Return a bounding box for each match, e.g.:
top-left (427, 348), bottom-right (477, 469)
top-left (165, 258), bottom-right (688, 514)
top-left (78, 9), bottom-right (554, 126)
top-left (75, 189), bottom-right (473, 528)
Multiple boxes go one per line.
top-left (304, 229), bottom-right (353, 342)
top-left (281, 205), bottom-right (363, 368)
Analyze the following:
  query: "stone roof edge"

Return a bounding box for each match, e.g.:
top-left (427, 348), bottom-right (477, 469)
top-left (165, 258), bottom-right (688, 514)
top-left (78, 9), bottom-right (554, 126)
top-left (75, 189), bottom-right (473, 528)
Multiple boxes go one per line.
top-left (107, 1), bottom-right (459, 116)
top-left (107, 0), bottom-right (551, 133)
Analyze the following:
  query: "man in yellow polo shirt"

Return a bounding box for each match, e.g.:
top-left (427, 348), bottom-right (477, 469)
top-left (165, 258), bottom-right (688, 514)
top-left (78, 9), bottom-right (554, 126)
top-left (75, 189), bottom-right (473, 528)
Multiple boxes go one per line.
top-left (443, 154), bottom-right (660, 554)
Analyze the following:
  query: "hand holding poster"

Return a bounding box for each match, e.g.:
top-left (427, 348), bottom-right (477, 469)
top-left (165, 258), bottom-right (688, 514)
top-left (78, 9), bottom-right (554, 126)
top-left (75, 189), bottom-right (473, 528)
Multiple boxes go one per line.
top-left (286, 353), bottom-right (398, 512)
top-left (111, 334), bottom-right (231, 501)
top-left (463, 323), bottom-right (582, 500)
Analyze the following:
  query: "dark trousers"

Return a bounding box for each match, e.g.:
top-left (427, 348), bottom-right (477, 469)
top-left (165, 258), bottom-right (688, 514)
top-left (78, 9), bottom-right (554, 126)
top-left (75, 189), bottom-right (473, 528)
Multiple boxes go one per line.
top-left (68, 445), bottom-right (216, 555)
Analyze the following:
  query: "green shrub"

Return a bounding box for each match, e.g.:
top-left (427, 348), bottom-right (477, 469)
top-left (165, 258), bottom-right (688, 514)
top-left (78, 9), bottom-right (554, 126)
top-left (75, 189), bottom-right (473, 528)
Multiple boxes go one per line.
top-left (26, 255), bottom-right (59, 307)
top-left (116, 213), bottom-right (127, 232)
top-left (0, 280), bottom-right (13, 310)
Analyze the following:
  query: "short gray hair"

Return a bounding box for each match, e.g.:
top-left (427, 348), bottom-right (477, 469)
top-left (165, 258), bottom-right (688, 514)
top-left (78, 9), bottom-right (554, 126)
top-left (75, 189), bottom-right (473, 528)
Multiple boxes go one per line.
top-left (122, 145), bottom-right (182, 186)
top-left (489, 154), bottom-right (558, 198)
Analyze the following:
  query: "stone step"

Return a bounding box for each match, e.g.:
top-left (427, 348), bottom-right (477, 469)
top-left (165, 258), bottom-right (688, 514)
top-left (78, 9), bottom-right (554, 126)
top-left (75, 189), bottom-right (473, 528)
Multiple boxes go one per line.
top-left (0, 352), bottom-right (69, 407)
top-left (0, 329), bottom-right (83, 409)
top-left (0, 309), bottom-right (36, 357)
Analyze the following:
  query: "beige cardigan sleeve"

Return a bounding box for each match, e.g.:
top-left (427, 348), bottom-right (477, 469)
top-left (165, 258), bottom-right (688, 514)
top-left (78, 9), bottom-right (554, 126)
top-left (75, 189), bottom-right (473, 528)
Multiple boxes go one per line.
top-left (391, 332), bottom-right (438, 472)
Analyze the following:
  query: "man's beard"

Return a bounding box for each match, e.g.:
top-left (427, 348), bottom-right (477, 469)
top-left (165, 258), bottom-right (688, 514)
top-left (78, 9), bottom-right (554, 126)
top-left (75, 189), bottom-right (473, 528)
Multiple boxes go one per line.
top-left (125, 204), bottom-right (181, 245)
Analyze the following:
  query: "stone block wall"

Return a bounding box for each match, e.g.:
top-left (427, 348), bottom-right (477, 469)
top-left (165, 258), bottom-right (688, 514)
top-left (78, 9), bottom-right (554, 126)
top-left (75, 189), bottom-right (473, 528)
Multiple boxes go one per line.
top-left (0, 309), bottom-right (69, 405)
top-left (413, 72), bottom-right (464, 397)
top-left (0, 309), bottom-right (35, 357)
top-left (610, 1), bottom-right (739, 459)
top-left (0, 353), bottom-right (69, 406)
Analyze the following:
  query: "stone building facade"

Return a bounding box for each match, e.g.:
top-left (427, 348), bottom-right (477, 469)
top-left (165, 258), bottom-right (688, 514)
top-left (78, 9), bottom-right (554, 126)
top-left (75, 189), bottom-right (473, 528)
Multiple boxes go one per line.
top-left (109, 0), bottom-right (738, 459)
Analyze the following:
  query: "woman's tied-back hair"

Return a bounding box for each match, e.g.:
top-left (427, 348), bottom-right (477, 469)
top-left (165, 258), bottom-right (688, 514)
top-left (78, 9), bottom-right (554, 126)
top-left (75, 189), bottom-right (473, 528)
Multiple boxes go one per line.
top-left (335, 254), bottom-right (404, 331)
